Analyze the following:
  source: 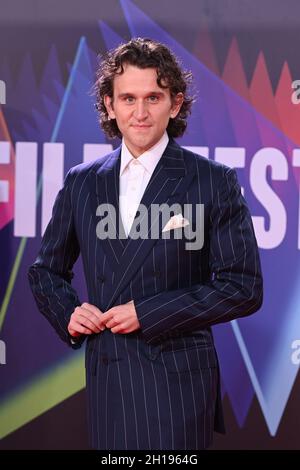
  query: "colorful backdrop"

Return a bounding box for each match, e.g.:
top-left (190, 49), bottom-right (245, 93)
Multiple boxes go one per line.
top-left (0, 0), bottom-right (300, 449)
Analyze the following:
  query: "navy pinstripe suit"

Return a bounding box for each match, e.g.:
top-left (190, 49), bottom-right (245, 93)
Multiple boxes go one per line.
top-left (28, 138), bottom-right (263, 450)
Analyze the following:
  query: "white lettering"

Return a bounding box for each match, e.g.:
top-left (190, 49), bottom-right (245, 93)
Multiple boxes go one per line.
top-left (250, 148), bottom-right (288, 249)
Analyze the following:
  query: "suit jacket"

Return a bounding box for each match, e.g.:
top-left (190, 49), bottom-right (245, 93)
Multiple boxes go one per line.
top-left (28, 138), bottom-right (263, 450)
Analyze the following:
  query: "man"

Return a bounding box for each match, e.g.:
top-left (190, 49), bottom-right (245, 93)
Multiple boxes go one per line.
top-left (28, 38), bottom-right (263, 450)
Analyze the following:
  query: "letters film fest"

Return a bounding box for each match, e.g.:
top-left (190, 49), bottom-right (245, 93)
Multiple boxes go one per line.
top-left (0, 0), bottom-right (299, 453)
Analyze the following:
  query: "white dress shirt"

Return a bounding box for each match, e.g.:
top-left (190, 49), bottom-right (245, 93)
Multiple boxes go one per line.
top-left (119, 131), bottom-right (169, 237)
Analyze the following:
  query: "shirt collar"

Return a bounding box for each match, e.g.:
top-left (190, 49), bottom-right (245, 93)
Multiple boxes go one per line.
top-left (120, 131), bottom-right (169, 176)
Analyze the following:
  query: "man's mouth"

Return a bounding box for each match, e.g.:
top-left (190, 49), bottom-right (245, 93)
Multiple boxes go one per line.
top-left (131, 124), bottom-right (152, 129)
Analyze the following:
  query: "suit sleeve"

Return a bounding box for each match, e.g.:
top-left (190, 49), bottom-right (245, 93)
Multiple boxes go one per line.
top-left (28, 169), bottom-right (84, 349)
top-left (134, 168), bottom-right (263, 344)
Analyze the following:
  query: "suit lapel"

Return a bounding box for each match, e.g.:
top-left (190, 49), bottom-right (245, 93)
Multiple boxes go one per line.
top-left (105, 139), bottom-right (196, 309)
top-left (89, 146), bottom-right (127, 272)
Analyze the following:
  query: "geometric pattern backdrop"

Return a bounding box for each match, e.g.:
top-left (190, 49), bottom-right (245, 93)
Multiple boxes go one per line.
top-left (1, 0), bottom-right (300, 448)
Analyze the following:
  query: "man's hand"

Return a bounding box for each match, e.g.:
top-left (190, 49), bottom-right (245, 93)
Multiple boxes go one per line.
top-left (68, 302), bottom-right (105, 338)
top-left (101, 300), bottom-right (141, 334)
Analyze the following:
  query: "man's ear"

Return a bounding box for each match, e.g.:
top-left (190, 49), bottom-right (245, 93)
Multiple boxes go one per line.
top-left (170, 92), bottom-right (184, 118)
top-left (104, 95), bottom-right (116, 119)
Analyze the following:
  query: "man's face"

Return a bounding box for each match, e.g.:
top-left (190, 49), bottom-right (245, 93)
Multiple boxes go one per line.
top-left (104, 64), bottom-right (183, 157)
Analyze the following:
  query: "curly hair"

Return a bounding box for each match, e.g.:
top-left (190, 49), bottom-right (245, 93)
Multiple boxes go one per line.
top-left (94, 37), bottom-right (195, 139)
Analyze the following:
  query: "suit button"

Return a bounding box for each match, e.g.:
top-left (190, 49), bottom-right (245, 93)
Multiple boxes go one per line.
top-left (148, 346), bottom-right (160, 360)
top-left (153, 270), bottom-right (160, 278)
top-left (102, 356), bottom-right (109, 365)
top-left (97, 275), bottom-right (105, 283)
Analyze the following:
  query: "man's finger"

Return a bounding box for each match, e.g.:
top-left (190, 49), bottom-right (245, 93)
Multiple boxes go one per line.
top-left (105, 318), bottom-right (117, 329)
top-left (70, 321), bottom-right (94, 335)
top-left (111, 324), bottom-right (124, 334)
top-left (100, 311), bottom-right (115, 324)
top-left (73, 307), bottom-right (105, 331)
top-left (76, 314), bottom-right (103, 333)
top-left (81, 302), bottom-right (103, 317)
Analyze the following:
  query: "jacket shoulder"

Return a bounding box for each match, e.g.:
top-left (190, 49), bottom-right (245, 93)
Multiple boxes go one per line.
top-left (181, 145), bottom-right (233, 181)
top-left (67, 150), bottom-right (118, 178)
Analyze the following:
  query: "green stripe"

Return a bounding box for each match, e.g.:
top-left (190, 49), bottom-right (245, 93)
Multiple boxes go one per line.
top-left (0, 353), bottom-right (85, 439)
top-left (0, 237), bottom-right (27, 331)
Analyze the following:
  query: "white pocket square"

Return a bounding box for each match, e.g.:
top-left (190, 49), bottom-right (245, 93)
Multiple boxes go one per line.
top-left (162, 213), bottom-right (190, 232)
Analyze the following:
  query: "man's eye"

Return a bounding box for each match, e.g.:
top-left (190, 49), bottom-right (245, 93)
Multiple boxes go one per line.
top-left (125, 96), bottom-right (135, 103)
top-left (148, 96), bottom-right (158, 102)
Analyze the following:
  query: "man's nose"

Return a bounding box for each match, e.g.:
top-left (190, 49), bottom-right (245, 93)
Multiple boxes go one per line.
top-left (134, 100), bottom-right (148, 120)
